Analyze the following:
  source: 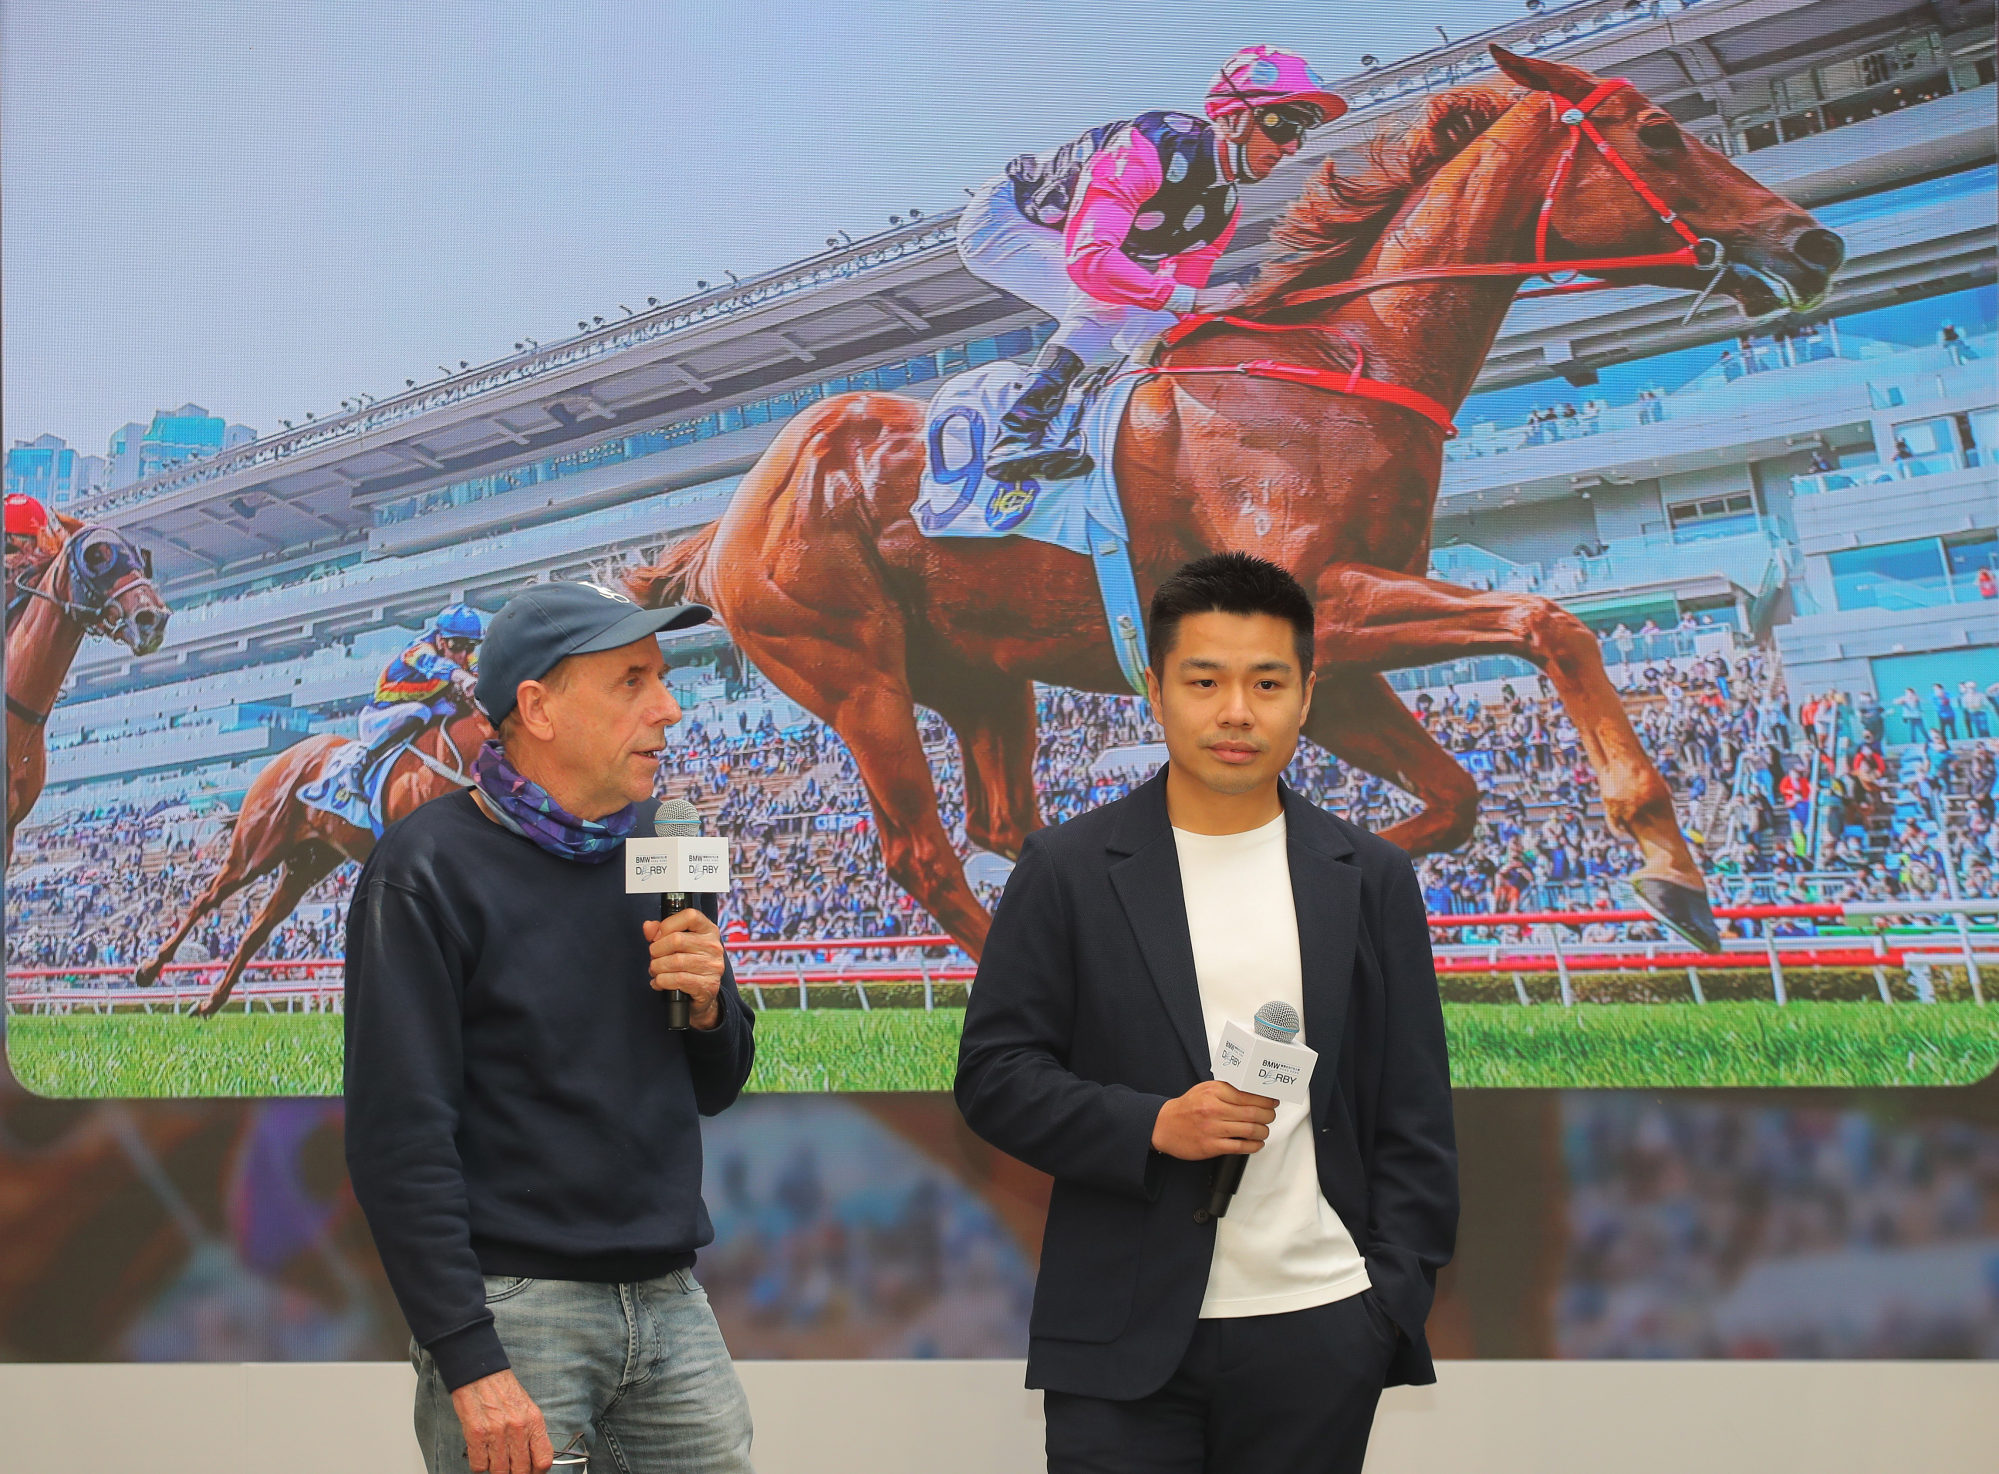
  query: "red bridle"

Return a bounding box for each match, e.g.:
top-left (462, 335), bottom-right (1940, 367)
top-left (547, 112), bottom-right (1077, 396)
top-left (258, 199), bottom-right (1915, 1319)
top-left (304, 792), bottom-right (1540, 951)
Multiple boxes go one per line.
top-left (1142, 80), bottom-right (1727, 438)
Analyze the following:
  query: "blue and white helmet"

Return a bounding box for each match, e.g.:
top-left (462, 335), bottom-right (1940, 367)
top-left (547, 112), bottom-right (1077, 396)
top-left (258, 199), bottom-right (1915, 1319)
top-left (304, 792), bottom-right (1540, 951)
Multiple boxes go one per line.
top-left (430, 603), bottom-right (485, 642)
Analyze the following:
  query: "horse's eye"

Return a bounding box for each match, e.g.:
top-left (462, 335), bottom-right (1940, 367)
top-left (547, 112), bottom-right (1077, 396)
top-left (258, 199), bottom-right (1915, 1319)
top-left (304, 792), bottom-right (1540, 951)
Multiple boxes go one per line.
top-left (1637, 117), bottom-right (1681, 151)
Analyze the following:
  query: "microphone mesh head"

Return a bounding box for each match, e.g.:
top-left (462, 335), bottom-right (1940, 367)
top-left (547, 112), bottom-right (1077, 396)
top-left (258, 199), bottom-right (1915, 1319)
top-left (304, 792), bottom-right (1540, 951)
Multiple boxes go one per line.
top-left (654, 797), bottom-right (703, 838)
top-left (1252, 1000), bottom-right (1301, 1042)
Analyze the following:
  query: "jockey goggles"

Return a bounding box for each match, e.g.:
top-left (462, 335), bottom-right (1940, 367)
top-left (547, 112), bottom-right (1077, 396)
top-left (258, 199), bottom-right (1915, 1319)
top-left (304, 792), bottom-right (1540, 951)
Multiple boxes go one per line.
top-left (1255, 102), bottom-right (1324, 147)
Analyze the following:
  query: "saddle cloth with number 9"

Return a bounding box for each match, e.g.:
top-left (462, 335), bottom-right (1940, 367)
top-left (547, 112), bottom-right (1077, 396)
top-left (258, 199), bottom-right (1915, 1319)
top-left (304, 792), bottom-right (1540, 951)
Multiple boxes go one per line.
top-left (911, 360), bottom-right (1142, 557)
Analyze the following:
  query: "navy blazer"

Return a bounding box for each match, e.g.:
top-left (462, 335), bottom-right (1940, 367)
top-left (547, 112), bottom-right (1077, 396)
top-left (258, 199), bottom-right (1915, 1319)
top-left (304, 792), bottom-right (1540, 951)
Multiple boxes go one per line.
top-left (954, 769), bottom-right (1458, 1400)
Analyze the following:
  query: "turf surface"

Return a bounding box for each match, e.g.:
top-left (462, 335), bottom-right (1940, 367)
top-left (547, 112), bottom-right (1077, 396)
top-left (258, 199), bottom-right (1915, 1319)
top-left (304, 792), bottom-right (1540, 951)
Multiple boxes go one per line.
top-left (7, 1011), bottom-right (348, 1097)
top-left (8, 1000), bottom-right (1997, 1096)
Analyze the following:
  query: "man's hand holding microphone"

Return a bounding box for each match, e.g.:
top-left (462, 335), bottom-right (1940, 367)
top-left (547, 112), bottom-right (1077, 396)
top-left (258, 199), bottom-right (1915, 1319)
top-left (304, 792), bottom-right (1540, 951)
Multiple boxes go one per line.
top-left (642, 909), bottom-right (726, 1030)
top-left (634, 797), bottom-right (731, 1031)
top-left (1150, 1080), bottom-right (1278, 1161)
top-left (1155, 1002), bottom-right (1311, 1222)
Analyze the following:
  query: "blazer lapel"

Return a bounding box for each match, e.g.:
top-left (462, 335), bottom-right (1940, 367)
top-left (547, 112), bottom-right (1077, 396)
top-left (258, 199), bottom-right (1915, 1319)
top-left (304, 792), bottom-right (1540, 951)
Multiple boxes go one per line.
top-left (1282, 785), bottom-right (1359, 1127)
top-left (1107, 772), bottom-right (1211, 1079)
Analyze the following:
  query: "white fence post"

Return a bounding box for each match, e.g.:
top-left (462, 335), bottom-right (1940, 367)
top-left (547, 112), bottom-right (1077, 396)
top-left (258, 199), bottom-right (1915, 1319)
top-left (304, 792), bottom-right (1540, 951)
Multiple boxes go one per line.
top-left (1954, 911), bottom-right (1984, 1005)
top-left (1911, 959), bottom-right (1936, 1004)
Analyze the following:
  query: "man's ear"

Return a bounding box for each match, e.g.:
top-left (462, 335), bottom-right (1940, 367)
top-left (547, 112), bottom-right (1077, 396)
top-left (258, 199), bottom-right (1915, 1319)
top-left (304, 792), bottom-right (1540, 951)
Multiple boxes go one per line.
top-left (1488, 43), bottom-right (1599, 103)
top-left (513, 680), bottom-right (557, 742)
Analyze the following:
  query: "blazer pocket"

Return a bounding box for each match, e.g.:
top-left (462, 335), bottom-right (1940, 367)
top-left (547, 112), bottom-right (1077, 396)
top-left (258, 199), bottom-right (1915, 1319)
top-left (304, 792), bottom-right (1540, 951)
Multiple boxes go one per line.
top-left (1028, 1186), bottom-right (1144, 1344)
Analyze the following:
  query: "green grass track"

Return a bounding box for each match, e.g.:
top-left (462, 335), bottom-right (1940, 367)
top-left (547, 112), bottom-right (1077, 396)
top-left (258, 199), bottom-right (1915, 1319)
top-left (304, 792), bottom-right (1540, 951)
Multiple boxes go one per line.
top-left (7, 1000), bottom-right (1997, 1097)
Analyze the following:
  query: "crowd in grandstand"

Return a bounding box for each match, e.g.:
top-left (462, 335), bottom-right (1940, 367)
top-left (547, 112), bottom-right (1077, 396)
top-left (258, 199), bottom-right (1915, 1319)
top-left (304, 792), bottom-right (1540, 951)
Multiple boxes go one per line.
top-left (5, 802), bottom-right (353, 974)
top-left (1559, 1097), bottom-right (1999, 1357)
top-left (10, 633), bottom-right (1999, 981)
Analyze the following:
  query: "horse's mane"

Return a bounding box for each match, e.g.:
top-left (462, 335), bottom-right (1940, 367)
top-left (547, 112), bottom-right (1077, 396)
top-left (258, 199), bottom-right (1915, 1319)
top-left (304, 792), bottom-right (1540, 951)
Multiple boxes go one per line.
top-left (34, 512), bottom-right (82, 557)
top-left (1241, 87), bottom-right (1521, 312)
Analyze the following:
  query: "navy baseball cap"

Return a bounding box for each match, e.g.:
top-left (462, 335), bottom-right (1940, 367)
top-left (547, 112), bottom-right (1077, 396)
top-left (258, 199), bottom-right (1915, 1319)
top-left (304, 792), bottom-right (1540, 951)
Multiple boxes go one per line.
top-left (474, 580), bottom-right (712, 725)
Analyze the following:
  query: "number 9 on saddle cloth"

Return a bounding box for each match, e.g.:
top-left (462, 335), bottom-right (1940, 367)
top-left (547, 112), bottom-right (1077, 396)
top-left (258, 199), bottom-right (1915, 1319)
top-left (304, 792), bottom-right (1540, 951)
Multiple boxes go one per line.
top-left (912, 355), bottom-right (1153, 695)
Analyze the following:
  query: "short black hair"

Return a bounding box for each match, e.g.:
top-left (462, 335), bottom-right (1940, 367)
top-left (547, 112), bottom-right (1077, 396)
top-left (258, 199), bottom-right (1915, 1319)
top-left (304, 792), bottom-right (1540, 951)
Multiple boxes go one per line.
top-left (1147, 552), bottom-right (1315, 675)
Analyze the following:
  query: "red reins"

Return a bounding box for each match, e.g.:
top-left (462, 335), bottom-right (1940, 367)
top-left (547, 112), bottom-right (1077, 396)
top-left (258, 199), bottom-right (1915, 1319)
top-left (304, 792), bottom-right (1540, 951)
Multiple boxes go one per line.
top-left (1142, 80), bottom-right (1724, 439)
top-left (1141, 327), bottom-right (1462, 436)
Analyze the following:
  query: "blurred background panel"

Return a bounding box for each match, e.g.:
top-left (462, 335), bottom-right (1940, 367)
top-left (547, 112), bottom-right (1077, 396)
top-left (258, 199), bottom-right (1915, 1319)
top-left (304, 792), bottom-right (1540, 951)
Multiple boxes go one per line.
top-left (3, 1065), bottom-right (1992, 1363)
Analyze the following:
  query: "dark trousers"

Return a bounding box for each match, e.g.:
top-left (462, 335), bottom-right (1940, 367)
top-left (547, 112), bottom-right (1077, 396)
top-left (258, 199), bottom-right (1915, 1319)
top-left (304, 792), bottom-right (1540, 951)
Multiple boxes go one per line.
top-left (1044, 1290), bottom-right (1399, 1474)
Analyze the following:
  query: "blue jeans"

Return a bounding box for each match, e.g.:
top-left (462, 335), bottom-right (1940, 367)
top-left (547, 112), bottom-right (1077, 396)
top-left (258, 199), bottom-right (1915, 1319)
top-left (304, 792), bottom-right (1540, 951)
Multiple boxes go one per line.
top-left (413, 1270), bottom-right (755, 1473)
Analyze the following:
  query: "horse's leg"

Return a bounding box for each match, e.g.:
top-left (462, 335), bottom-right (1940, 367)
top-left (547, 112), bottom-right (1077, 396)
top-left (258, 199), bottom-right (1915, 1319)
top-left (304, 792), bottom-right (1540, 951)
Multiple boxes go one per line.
top-left (135, 829), bottom-right (267, 987)
top-left (1300, 670), bottom-right (1482, 856)
top-left (194, 844), bottom-right (341, 1018)
top-left (913, 670), bottom-right (1041, 860)
top-left (735, 629), bottom-right (996, 957)
top-left (1312, 563), bottom-right (1719, 950)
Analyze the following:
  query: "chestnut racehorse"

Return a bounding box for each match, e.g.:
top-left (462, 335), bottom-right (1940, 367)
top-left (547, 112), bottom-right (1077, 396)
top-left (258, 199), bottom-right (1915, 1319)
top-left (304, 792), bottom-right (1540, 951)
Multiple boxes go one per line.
top-left (135, 700), bottom-right (491, 1016)
top-left (5, 515), bottom-right (169, 856)
top-left (622, 47), bottom-right (1844, 958)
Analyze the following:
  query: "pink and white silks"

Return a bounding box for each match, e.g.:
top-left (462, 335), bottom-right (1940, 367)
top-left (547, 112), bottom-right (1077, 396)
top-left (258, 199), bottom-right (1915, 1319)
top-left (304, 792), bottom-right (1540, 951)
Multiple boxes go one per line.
top-left (956, 120), bottom-right (1236, 364)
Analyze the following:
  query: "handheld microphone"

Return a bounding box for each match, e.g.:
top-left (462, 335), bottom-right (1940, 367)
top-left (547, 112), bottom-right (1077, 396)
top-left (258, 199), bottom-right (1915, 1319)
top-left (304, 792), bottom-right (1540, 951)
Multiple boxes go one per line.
top-left (1195, 1000), bottom-right (1300, 1225)
top-left (653, 798), bottom-right (704, 1031)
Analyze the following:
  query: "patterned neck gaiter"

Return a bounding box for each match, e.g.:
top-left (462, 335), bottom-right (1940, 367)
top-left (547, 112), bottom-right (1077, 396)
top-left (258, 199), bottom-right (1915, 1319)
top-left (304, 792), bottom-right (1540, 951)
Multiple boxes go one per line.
top-left (470, 739), bottom-right (638, 863)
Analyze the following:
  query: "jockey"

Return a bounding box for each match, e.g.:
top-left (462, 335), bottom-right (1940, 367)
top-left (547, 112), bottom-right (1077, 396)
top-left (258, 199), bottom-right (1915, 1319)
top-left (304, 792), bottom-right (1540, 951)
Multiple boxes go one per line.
top-left (4, 493), bottom-right (56, 624)
top-left (957, 45), bottom-right (1345, 483)
top-left (344, 603), bottom-right (485, 799)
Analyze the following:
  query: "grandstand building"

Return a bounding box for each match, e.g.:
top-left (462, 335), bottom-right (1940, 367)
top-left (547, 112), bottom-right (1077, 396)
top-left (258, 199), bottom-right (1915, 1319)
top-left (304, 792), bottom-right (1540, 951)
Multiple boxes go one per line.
top-left (31, 0), bottom-right (1999, 820)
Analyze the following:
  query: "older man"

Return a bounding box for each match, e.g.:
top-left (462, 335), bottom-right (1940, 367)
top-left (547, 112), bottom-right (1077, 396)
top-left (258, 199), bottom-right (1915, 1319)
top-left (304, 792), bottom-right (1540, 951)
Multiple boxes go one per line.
top-left (345, 581), bottom-right (757, 1474)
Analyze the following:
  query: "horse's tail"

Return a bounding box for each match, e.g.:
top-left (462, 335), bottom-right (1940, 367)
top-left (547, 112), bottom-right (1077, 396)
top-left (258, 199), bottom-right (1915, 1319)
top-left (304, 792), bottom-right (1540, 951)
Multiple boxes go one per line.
top-left (623, 523), bottom-right (716, 610)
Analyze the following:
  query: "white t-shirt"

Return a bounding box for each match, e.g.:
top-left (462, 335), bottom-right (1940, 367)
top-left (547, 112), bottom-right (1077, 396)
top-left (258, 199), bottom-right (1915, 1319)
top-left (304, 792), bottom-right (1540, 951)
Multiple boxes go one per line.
top-left (1172, 811), bottom-right (1371, 1319)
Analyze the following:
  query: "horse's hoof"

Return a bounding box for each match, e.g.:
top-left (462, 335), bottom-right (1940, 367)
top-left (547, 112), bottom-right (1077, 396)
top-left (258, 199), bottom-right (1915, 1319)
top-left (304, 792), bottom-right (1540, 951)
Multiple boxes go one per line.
top-left (1633, 876), bottom-right (1722, 954)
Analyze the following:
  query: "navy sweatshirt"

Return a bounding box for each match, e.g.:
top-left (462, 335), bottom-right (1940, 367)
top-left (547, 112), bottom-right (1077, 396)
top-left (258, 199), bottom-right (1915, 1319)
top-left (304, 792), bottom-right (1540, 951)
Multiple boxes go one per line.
top-left (342, 789), bottom-right (755, 1391)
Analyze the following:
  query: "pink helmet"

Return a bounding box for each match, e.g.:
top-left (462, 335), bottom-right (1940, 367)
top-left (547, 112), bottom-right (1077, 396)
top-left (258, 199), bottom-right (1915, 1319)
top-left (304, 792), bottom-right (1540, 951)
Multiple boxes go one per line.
top-left (1205, 46), bottom-right (1348, 126)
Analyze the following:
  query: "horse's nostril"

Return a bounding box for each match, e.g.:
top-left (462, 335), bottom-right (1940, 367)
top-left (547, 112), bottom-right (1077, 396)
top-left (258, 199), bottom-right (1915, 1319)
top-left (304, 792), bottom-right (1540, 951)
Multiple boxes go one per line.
top-left (1793, 228), bottom-right (1845, 272)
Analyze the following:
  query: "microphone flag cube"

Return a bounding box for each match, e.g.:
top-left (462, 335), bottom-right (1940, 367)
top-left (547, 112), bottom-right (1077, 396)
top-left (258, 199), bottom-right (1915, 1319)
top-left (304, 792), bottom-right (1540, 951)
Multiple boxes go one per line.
top-left (1212, 1017), bottom-right (1317, 1104)
top-left (625, 836), bottom-right (731, 894)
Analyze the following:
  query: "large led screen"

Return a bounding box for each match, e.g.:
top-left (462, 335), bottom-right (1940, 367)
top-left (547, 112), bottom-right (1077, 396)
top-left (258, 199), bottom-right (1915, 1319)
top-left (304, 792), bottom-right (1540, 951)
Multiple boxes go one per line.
top-left (6, 0), bottom-right (1997, 1095)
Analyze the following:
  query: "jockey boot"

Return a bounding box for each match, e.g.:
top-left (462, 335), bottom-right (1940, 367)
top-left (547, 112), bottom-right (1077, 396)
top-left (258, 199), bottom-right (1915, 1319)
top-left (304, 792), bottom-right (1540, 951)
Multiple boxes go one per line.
top-left (344, 711), bottom-right (419, 805)
top-left (985, 344), bottom-right (1095, 484)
